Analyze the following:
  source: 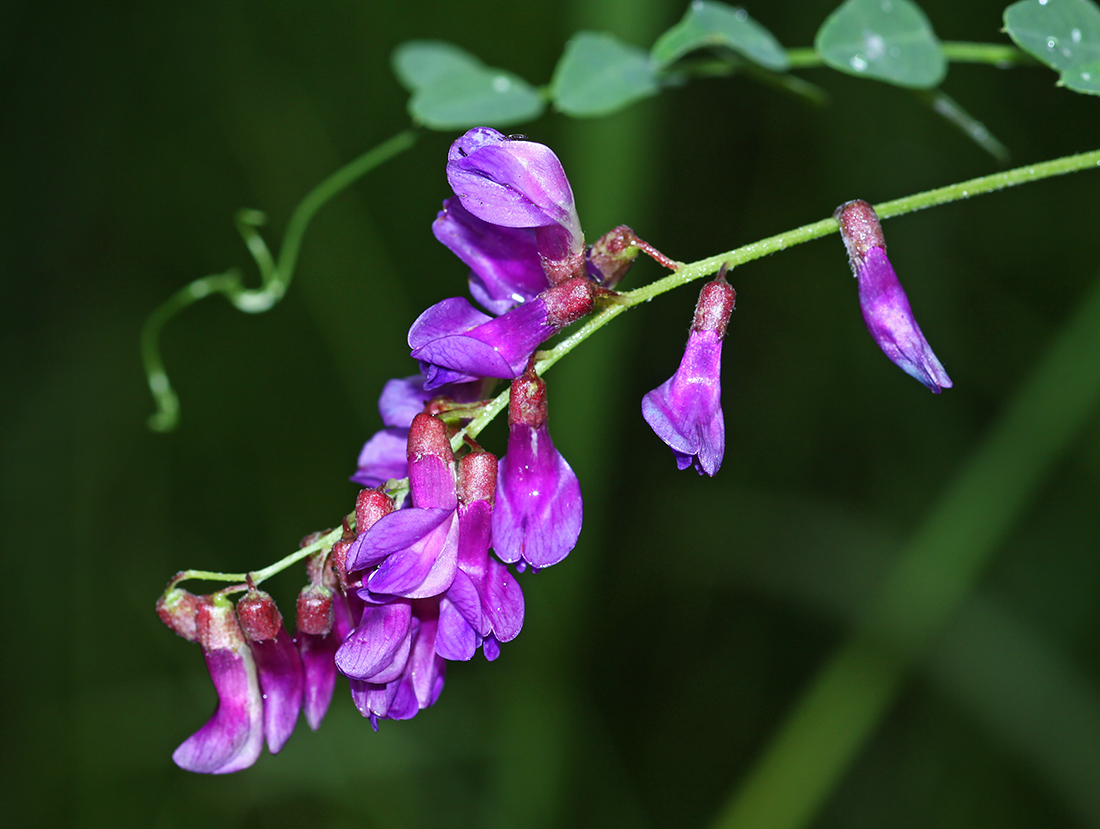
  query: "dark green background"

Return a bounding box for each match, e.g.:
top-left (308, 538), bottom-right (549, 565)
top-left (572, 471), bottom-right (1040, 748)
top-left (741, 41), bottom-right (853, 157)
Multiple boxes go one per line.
top-left (4, 0), bottom-right (1100, 826)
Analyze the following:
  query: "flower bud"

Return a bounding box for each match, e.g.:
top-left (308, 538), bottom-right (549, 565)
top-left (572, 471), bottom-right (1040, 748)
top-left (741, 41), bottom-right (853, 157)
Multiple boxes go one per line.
top-left (156, 586), bottom-right (200, 642)
top-left (236, 587), bottom-right (282, 642)
top-left (296, 583), bottom-right (334, 636)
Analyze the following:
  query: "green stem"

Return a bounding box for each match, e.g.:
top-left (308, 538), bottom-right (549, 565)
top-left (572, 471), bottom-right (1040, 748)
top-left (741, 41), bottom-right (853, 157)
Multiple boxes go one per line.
top-left (142, 128), bottom-right (419, 432)
top-left (783, 42), bottom-right (1030, 70)
top-left (170, 524), bottom-right (346, 589)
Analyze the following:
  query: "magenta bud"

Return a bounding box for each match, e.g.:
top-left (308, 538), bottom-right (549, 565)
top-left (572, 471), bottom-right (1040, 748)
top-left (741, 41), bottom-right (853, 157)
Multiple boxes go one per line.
top-left (542, 276), bottom-right (595, 328)
top-left (236, 588), bottom-right (283, 642)
top-left (507, 370), bottom-right (548, 429)
top-left (457, 451), bottom-right (497, 506)
top-left (692, 275), bottom-right (736, 336)
top-left (156, 587), bottom-right (200, 642)
top-left (356, 488), bottom-right (396, 534)
top-left (296, 584), bottom-right (334, 636)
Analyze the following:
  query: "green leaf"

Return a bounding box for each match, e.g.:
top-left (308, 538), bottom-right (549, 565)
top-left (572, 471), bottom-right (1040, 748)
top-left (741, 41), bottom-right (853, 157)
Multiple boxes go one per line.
top-left (551, 32), bottom-right (659, 117)
top-left (651, 1), bottom-right (789, 71)
top-left (391, 40), bottom-right (545, 130)
top-left (1004, 0), bottom-right (1100, 95)
top-left (814, 0), bottom-right (947, 88)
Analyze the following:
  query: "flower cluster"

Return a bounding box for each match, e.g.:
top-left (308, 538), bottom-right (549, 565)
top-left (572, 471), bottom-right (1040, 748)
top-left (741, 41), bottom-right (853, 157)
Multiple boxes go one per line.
top-left (159, 127), bottom-right (596, 772)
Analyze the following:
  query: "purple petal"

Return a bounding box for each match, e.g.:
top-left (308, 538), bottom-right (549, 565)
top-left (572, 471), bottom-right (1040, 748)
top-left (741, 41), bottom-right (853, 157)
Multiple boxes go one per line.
top-left (641, 328), bottom-right (725, 476)
top-left (334, 601), bottom-right (413, 683)
top-left (347, 507), bottom-right (454, 572)
top-left (446, 131), bottom-right (580, 240)
top-left (379, 376), bottom-right (433, 428)
top-left (436, 595), bottom-right (479, 661)
top-left (173, 601), bottom-right (264, 774)
top-left (247, 628), bottom-right (304, 754)
top-left (433, 198), bottom-right (547, 315)
top-left (482, 635), bottom-right (501, 662)
top-left (410, 298), bottom-right (554, 391)
top-left (351, 427), bottom-right (409, 488)
top-left (409, 297), bottom-right (493, 348)
top-left (444, 568), bottom-right (485, 633)
top-left (296, 629), bottom-right (338, 732)
top-left (492, 423), bottom-right (583, 569)
top-left (366, 510), bottom-right (459, 598)
top-left (858, 247), bottom-right (952, 393)
top-left (482, 557), bottom-right (524, 642)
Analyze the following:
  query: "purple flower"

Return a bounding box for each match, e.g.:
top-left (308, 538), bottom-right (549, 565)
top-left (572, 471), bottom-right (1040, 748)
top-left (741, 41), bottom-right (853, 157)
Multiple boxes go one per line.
top-left (172, 595), bottom-right (265, 774)
top-left (348, 598), bottom-right (446, 726)
top-left (236, 587), bottom-right (304, 754)
top-left (446, 127), bottom-right (584, 287)
top-left (409, 277), bottom-right (595, 391)
top-left (434, 197), bottom-right (548, 315)
top-left (642, 275), bottom-right (736, 476)
top-left (492, 368), bottom-right (582, 570)
top-left (437, 450), bottom-right (524, 661)
top-left (295, 586), bottom-right (354, 732)
top-left (835, 200), bottom-right (952, 393)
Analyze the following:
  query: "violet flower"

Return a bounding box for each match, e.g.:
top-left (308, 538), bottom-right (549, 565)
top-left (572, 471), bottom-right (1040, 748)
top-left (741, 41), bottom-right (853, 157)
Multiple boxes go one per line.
top-left (337, 414), bottom-right (459, 684)
top-left (172, 595), bottom-right (264, 774)
top-left (642, 274), bottom-right (736, 477)
top-left (236, 586), bottom-right (304, 755)
top-left (445, 127), bottom-right (585, 287)
top-left (348, 598), bottom-right (446, 726)
top-left (409, 276), bottom-right (595, 391)
top-left (835, 200), bottom-right (952, 393)
top-left (437, 450), bottom-right (524, 661)
top-left (492, 367), bottom-right (582, 570)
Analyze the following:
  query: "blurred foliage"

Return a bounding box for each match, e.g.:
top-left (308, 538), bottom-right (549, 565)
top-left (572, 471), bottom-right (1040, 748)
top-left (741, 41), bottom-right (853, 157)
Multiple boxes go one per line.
top-left (3, 0), bottom-right (1100, 828)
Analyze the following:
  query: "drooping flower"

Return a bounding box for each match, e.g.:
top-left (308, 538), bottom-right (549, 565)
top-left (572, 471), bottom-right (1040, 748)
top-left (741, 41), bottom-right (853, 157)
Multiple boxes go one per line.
top-left (492, 366), bottom-right (582, 570)
top-left (236, 585), bottom-right (304, 754)
top-left (409, 276), bottom-right (594, 391)
top-left (437, 450), bottom-right (524, 661)
top-left (642, 273), bottom-right (736, 477)
top-left (445, 127), bottom-right (585, 287)
top-left (172, 594), bottom-right (265, 774)
top-left (834, 199), bottom-right (952, 393)
top-left (337, 414), bottom-right (459, 687)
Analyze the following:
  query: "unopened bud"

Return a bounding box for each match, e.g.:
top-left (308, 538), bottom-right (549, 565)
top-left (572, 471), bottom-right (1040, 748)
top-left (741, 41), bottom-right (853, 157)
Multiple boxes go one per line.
top-left (355, 488), bottom-right (395, 534)
top-left (692, 273), bottom-right (736, 337)
top-left (296, 584), bottom-right (334, 636)
top-left (587, 225), bottom-right (641, 288)
top-left (236, 587), bottom-right (283, 642)
top-left (508, 368), bottom-right (548, 430)
top-left (156, 587), bottom-right (200, 642)
top-left (542, 276), bottom-right (595, 328)
top-left (458, 450), bottom-right (497, 506)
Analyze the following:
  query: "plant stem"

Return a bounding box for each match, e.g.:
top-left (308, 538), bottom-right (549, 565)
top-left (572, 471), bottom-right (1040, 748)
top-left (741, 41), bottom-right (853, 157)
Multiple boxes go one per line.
top-left (142, 129), bottom-right (419, 432)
